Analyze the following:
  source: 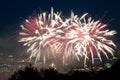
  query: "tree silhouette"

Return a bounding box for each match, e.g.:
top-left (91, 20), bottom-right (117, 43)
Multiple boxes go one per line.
top-left (40, 67), bottom-right (62, 80)
top-left (8, 59), bottom-right (120, 80)
top-left (8, 64), bottom-right (41, 80)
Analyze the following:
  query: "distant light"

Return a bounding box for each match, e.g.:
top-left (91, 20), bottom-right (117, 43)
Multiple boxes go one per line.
top-left (105, 63), bottom-right (111, 68)
top-left (93, 57), bottom-right (100, 61)
top-left (8, 55), bottom-right (13, 58)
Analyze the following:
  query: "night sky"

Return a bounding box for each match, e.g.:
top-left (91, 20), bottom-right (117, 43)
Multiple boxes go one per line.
top-left (0, 0), bottom-right (120, 55)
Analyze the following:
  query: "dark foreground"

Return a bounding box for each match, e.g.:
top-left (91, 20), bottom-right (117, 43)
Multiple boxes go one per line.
top-left (8, 60), bottom-right (120, 80)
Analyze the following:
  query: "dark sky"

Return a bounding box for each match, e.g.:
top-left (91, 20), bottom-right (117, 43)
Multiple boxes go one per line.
top-left (0, 0), bottom-right (120, 54)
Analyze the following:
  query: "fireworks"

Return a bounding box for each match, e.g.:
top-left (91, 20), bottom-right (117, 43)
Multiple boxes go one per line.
top-left (18, 8), bottom-right (117, 67)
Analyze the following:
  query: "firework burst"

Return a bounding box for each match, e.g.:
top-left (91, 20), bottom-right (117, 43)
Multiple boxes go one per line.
top-left (18, 8), bottom-right (117, 67)
top-left (61, 12), bottom-right (117, 65)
